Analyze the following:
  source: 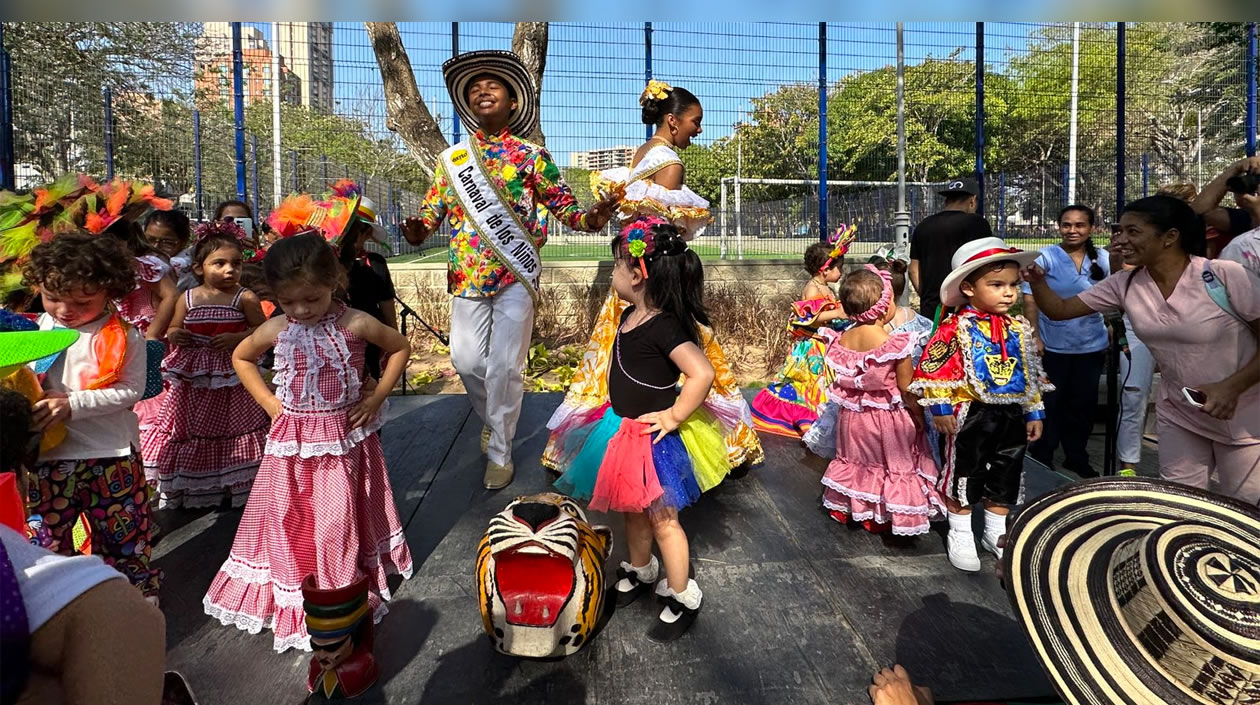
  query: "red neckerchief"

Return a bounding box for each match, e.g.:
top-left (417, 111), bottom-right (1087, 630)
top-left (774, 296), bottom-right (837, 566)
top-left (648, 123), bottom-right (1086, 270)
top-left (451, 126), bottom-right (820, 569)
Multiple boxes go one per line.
top-left (961, 306), bottom-right (1012, 360)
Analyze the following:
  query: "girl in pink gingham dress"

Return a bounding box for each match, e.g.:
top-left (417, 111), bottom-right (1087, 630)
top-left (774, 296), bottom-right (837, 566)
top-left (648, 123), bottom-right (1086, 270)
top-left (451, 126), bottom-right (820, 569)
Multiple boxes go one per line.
top-left (818, 266), bottom-right (944, 536)
top-left (203, 233), bottom-right (414, 653)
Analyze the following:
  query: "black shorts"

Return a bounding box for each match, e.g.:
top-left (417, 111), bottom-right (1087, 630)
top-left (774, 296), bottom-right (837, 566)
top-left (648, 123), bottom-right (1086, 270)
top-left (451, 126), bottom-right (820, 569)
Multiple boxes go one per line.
top-left (941, 402), bottom-right (1027, 506)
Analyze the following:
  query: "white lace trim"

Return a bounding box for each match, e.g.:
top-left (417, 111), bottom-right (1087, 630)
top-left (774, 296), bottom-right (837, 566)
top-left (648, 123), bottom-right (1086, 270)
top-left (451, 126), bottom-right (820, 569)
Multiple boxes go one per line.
top-left (203, 595), bottom-right (271, 635)
top-left (824, 332), bottom-right (917, 376)
top-left (831, 394), bottom-right (905, 412)
top-left (264, 413), bottom-right (385, 458)
top-left (164, 372), bottom-right (242, 389)
top-left (820, 498), bottom-right (935, 536)
top-left (820, 472), bottom-right (943, 515)
top-left (153, 463), bottom-right (260, 504)
top-left (273, 307), bottom-right (361, 412)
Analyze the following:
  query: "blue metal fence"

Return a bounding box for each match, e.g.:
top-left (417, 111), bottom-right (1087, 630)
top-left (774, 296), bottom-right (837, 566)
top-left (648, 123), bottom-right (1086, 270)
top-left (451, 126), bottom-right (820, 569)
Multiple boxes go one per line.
top-left (2, 21), bottom-right (1257, 260)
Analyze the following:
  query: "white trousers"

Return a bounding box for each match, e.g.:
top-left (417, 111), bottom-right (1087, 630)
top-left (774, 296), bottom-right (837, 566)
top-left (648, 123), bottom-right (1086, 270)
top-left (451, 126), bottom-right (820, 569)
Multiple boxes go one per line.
top-left (1116, 314), bottom-right (1156, 465)
top-left (449, 283), bottom-right (535, 466)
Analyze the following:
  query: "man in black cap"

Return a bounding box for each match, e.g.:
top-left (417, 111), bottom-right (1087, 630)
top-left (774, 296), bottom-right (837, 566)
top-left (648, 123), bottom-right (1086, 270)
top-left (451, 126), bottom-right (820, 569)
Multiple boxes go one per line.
top-left (908, 177), bottom-right (994, 320)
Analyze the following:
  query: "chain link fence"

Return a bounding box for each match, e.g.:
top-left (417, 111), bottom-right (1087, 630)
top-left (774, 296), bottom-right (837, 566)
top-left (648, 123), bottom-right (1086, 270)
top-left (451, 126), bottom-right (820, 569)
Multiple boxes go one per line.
top-left (2, 22), bottom-right (1256, 262)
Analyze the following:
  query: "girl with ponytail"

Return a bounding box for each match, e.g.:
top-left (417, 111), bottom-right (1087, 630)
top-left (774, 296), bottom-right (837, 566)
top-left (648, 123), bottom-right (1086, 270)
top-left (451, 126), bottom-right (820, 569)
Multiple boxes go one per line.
top-left (543, 80), bottom-right (763, 477)
top-left (1019, 204), bottom-right (1111, 476)
top-left (550, 219), bottom-right (733, 643)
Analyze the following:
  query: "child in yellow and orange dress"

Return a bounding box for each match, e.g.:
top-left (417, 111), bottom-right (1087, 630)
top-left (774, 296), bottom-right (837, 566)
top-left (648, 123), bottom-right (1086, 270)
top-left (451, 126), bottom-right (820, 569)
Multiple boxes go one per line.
top-left (750, 226), bottom-right (855, 437)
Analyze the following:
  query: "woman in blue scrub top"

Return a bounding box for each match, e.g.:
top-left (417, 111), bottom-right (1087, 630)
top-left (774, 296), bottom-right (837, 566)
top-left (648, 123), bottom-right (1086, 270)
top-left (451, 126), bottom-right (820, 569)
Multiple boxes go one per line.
top-left (1021, 205), bottom-right (1110, 476)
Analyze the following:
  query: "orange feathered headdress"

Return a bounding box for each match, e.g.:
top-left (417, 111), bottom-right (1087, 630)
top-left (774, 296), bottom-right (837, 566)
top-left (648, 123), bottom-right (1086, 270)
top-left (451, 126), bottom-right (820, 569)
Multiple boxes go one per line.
top-left (80, 178), bottom-right (174, 235)
top-left (266, 191), bottom-right (361, 245)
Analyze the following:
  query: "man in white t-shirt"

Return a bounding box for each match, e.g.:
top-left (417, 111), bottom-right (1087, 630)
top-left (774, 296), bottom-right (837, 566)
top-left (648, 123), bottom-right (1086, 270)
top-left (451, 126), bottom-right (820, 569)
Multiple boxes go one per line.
top-left (1, 527), bottom-right (165, 705)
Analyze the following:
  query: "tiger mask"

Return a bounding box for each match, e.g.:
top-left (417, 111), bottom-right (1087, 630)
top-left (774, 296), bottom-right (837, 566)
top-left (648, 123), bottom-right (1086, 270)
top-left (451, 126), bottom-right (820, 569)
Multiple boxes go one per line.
top-left (475, 493), bottom-right (613, 658)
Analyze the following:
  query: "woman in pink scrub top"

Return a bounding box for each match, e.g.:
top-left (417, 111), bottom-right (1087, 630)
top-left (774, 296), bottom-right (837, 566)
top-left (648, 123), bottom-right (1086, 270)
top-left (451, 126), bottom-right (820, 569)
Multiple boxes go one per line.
top-left (1024, 195), bottom-right (1260, 505)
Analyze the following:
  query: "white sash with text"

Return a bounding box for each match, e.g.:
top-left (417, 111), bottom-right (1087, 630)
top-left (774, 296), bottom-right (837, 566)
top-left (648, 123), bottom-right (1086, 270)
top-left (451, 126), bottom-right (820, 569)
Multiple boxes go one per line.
top-left (441, 142), bottom-right (541, 300)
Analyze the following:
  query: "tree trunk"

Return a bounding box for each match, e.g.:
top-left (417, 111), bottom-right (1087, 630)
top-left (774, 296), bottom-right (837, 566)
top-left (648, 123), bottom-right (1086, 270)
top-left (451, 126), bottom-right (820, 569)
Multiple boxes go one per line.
top-left (511, 22), bottom-right (549, 146)
top-left (365, 22), bottom-right (449, 176)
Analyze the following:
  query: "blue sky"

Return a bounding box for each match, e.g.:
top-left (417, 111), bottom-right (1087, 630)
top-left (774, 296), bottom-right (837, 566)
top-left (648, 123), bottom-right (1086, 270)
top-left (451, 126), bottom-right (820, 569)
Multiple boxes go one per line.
top-left (241, 22), bottom-right (1058, 161)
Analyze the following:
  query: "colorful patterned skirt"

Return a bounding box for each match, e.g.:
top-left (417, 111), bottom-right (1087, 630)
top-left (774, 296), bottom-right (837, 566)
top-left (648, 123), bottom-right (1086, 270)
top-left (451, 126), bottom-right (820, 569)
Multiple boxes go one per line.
top-left (552, 405), bottom-right (731, 514)
top-left (543, 290), bottom-right (763, 471)
top-left (750, 335), bottom-right (833, 438)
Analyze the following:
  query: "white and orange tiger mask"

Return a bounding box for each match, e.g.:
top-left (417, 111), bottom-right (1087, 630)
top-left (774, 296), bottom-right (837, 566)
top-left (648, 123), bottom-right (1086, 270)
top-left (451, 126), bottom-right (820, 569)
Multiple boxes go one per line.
top-left (475, 493), bottom-right (613, 658)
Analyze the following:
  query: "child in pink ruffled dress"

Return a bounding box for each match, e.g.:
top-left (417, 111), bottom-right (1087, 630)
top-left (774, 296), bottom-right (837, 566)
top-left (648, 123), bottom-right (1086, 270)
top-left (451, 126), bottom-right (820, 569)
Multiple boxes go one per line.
top-left (202, 232), bottom-right (413, 652)
top-left (818, 266), bottom-right (944, 536)
top-left (140, 221), bottom-right (269, 508)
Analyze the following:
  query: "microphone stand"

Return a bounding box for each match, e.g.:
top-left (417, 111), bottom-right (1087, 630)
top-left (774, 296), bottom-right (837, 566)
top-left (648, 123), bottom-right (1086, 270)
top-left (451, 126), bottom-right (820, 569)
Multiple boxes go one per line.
top-left (1102, 315), bottom-right (1123, 476)
top-left (393, 295), bottom-right (448, 396)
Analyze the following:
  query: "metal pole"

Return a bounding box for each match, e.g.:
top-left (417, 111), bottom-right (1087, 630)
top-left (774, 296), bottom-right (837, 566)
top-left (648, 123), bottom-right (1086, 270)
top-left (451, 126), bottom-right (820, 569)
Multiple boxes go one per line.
top-left (818, 22), bottom-right (828, 243)
top-left (321, 154), bottom-right (328, 185)
top-left (251, 133), bottom-right (259, 219)
top-left (1142, 152), bottom-right (1148, 197)
top-left (1196, 109), bottom-right (1203, 189)
top-left (1105, 21), bottom-right (1126, 479)
top-left (452, 23), bottom-right (461, 144)
top-left (1247, 22), bottom-right (1257, 157)
top-left (104, 87), bottom-right (114, 180)
top-left (720, 179), bottom-right (727, 259)
top-left (193, 109), bottom-right (203, 221)
top-left (1068, 22), bottom-right (1081, 205)
top-left (1061, 163), bottom-right (1068, 209)
top-left (290, 149), bottom-right (298, 193)
top-left (975, 23), bottom-right (985, 216)
top-left (1116, 23), bottom-right (1127, 218)
top-left (894, 22), bottom-right (910, 257)
top-left (735, 117), bottom-right (743, 260)
top-left (232, 22), bottom-right (247, 203)
top-left (272, 22), bottom-right (283, 207)
top-left (998, 172), bottom-right (1006, 237)
top-left (0, 23), bottom-right (14, 191)
top-left (644, 22), bottom-right (653, 142)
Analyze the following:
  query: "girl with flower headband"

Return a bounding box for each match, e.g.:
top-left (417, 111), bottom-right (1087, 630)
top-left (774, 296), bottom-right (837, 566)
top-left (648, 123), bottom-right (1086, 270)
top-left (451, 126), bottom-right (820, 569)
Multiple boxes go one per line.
top-left (551, 221), bottom-right (729, 642)
top-left (804, 247), bottom-right (939, 462)
top-left (815, 266), bottom-right (944, 536)
top-left (139, 220), bottom-right (269, 509)
top-left (750, 225), bottom-right (855, 437)
top-left (544, 81), bottom-right (763, 473)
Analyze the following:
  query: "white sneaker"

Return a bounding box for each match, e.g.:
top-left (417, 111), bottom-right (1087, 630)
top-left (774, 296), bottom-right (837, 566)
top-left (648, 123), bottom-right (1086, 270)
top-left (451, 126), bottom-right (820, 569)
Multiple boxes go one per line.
top-left (947, 511), bottom-right (981, 572)
top-left (980, 508), bottom-right (1007, 559)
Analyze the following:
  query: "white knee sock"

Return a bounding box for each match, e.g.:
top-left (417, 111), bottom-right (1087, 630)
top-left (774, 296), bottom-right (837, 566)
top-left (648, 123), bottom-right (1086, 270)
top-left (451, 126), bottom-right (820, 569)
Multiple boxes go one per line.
top-left (616, 555), bottom-right (659, 592)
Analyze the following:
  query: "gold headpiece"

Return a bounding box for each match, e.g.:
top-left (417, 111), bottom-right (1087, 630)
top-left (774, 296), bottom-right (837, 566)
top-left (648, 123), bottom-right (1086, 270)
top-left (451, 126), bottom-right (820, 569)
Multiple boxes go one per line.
top-left (639, 80), bottom-right (673, 106)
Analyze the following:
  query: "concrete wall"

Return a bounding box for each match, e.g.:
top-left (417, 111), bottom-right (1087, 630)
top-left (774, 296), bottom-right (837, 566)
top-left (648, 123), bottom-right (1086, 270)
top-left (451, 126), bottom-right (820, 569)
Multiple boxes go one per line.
top-left (390, 258), bottom-right (815, 329)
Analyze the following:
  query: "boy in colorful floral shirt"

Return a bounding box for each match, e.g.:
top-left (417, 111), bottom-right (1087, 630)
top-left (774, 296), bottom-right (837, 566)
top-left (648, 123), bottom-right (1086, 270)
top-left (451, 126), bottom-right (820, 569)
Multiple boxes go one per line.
top-left (403, 50), bottom-right (618, 490)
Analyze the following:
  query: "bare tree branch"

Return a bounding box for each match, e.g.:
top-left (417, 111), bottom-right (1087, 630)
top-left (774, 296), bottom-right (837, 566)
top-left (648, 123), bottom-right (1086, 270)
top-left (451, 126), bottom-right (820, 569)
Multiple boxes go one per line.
top-left (365, 22), bottom-right (449, 175)
top-left (511, 22), bottom-right (549, 146)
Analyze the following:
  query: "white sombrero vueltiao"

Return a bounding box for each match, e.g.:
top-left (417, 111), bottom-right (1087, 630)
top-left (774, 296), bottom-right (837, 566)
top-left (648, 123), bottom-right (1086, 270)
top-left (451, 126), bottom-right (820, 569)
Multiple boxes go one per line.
top-left (355, 195), bottom-right (389, 246)
top-left (443, 50), bottom-right (538, 138)
top-left (938, 236), bottom-right (1040, 309)
top-left (1005, 477), bottom-right (1260, 705)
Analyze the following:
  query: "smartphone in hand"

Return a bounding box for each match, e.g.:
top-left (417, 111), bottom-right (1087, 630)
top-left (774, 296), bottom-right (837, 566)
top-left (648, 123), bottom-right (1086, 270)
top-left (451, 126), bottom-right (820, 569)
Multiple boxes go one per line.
top-left (1182, 386), bottom-right (1207, 408)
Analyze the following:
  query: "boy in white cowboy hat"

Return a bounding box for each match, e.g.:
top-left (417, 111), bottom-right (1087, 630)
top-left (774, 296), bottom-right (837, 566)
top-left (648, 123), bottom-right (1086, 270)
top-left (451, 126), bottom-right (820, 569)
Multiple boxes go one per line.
top-left (909, 237), bottom-right (1051, 572)
top-left (401, 50), bottom-right (619, 490)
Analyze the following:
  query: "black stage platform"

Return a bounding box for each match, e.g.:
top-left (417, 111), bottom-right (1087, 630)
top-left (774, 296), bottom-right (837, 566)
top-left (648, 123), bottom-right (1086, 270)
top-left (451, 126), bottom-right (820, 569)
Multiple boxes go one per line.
top-left (155, 393), bottom-right (1065, 705)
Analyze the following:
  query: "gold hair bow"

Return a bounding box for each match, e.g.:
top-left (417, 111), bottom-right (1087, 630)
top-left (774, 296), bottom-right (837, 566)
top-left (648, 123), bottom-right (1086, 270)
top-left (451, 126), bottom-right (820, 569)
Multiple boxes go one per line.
top-left (639, 80), bottom-right (673, 105)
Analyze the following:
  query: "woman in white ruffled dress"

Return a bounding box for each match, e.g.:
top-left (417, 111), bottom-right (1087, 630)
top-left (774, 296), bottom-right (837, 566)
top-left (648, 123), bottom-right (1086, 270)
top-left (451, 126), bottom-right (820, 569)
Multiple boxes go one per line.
top-left (543, 81), bottom-right (764, 472)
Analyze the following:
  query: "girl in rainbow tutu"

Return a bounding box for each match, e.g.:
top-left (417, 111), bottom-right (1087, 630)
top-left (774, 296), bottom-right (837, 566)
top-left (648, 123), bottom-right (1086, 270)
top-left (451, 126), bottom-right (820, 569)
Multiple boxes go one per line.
top-left (550, 221), bottom-right (727, 642)
top-left (542, 80), bottom-right (762, 472)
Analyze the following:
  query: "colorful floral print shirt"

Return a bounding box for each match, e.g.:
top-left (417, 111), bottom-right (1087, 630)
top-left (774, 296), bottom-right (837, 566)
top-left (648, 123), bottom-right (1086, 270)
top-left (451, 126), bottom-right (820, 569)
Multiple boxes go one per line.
top-left (416, 128), bottom-right (596, 298)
